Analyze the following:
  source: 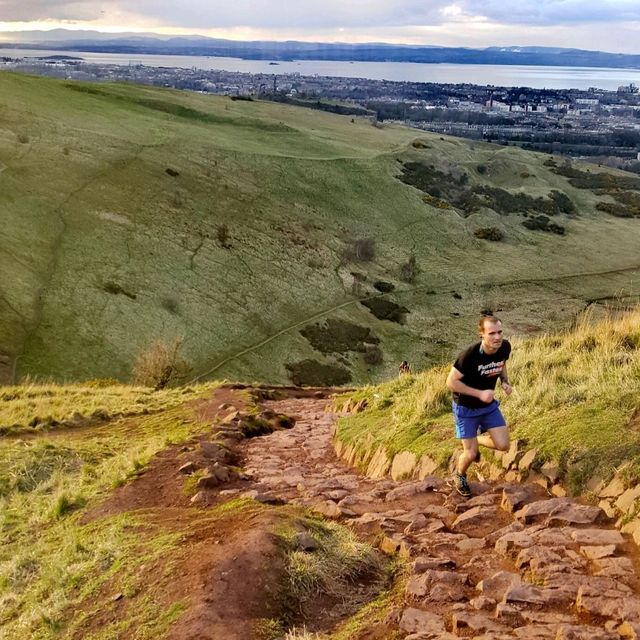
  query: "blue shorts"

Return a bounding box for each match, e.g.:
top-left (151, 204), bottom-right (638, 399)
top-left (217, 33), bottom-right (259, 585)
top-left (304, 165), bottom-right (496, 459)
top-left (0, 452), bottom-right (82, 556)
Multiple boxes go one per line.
top-left (452, 400), bottom-right (506, 440)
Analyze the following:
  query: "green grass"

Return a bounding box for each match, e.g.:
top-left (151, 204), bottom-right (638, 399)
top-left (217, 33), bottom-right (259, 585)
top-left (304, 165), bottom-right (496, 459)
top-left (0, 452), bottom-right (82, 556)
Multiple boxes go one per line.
top-left (0, 385), bottom-right (224, 639)
top-left (334, 308), bottom-right (640, 494)
top-left (3, 71), bottom-right (640, 386)
top-left (0, 380), bottom-right (215, 435)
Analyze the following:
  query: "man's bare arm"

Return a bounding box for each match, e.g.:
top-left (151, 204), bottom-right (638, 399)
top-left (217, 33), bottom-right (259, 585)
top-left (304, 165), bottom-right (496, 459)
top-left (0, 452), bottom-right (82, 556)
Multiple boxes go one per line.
top-left (500, 364), bottom-right (513, 395)
top-left (446, 367), bottom-right (495, 403)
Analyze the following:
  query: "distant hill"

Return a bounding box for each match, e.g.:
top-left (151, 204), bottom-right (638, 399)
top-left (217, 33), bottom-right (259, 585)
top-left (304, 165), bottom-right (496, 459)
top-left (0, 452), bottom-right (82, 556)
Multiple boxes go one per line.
top-left (2, 71), bottom-right (640, 385)
top-left (1, 31), bottom-right (640, 69)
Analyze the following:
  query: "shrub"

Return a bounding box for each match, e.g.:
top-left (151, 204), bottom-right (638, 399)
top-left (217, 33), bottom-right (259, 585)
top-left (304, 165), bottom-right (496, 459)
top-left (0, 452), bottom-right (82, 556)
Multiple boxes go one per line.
top-left (161, 297), bottom-right (179, 314)
top-left (132, 338), bottom-right (191, 389)
top-left (474, 227), bottom-right (505, 241)
top-left (477, 164), bottom-right (487, 174)
top-left (342, 238), bottom-right (376, 262)
top-left (285, 360), bottom-right (352, 386)
top-left (400, 253), bottom-right (419, 283)
top-left (522, 216), bottom-right (566, 235)
top-left (550, 190), bottom-right (576, 215)
top-left (216, 224), bottom-right (231, 248)
top-left (361, 299), bottom-right (409, 324)
top-left (363, 344), bottom-right (384, 365)
top-left (373, 281), bottom-right (395, 293)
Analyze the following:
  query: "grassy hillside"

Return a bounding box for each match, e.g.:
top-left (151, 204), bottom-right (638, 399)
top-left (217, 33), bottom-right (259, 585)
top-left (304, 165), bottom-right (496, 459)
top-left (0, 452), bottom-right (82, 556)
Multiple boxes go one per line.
top-left (0, 382), bottom-right (390, 640)
top-left (3, 71), bottom-right (640, 385)
top-left (0, 381), bottom-right (215, 637)
top-left (334, 308), bottom-right (640, 494)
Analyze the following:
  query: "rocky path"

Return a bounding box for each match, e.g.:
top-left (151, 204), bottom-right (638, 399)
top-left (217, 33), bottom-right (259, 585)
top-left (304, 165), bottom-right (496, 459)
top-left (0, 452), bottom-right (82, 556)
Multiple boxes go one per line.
top-left (240, 395), bottom-right (640, 640)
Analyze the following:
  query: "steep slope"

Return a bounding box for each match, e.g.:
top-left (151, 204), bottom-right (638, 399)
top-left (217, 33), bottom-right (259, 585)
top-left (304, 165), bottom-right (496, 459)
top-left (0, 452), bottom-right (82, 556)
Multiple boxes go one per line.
top-left (334, 308), bottom-right (640, 496)
top-left (2, 71), bottom-right (640, 385)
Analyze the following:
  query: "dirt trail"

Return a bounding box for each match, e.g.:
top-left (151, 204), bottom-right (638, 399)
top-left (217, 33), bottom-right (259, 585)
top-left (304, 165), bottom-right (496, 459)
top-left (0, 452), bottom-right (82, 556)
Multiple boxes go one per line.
top-left (237, 394), bottom-right (640, 639)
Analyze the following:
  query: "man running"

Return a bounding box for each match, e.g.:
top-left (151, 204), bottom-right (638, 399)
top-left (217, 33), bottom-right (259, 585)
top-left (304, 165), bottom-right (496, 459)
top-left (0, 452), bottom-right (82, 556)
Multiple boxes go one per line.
top-left (446, 315), bottom-right (512, 497)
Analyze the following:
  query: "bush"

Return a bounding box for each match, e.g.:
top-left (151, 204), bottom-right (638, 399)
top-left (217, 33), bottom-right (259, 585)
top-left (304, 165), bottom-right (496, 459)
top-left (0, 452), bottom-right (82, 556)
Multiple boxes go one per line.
top-left (373, 281), bottom-right (395, 293)
top-left (161, 297), bottom-right (179, 314)
top-left (477, 164), bottom-right (487, 174)
top-left (363, 344), bottom-right (384, 365)
top-left (400, 253), bottom-right (419, 283)
top-left (216, 224), bottom-right (231, 248)
top-left (474, 227), bottom-right (504, 241)
top-left (522, 215), bottom-right (566, 235)
top-left (132, 338), bottom-right (191, 389)
top-left (342, 238), bottom-right (376, 262)
top-left (550, 190), bottom-right (576, 215)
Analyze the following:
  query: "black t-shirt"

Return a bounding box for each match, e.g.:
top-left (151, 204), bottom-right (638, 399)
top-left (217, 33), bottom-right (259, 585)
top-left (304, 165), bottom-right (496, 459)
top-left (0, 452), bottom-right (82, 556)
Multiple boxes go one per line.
top-left (452, 340), bottom-right (511, 408)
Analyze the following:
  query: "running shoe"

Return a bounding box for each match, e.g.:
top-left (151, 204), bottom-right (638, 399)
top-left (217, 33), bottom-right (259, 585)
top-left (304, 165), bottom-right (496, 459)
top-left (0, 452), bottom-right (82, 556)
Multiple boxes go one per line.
top-left (453, 472), bottom-right (472, 498)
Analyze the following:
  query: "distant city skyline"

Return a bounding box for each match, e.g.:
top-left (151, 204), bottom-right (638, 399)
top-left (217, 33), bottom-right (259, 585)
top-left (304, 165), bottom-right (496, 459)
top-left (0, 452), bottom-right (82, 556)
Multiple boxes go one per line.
top-left (1, 1), bottom-right (640, 55)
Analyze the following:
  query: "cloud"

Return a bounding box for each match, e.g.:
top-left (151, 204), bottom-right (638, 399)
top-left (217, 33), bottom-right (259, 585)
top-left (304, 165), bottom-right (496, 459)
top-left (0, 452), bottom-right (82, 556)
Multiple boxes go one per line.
top-left (1, 0), bottom-right (640, 51)
top-left (458, 0), bottom-right (640, 26)
top-left (0, 0), bottom-right (105, 22)
top-left (2, 0), bottom-right (640, 29)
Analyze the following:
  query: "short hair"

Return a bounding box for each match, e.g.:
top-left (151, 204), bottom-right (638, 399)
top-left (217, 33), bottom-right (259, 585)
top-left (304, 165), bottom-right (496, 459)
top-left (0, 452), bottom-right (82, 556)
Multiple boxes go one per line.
top-left (479, 314), bottom-right (502, 331)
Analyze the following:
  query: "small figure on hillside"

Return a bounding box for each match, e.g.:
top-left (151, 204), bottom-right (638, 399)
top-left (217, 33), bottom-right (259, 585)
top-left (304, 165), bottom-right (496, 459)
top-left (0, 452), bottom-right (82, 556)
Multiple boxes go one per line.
top-left (445, 314), bottom-right (513, 497)
top-left (398, 360), bottom-right (411, 376)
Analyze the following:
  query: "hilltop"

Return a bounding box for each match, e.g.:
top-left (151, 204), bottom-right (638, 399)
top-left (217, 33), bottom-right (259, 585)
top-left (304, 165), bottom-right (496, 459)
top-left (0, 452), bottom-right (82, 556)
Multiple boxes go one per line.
top-left (2, 71), bottom-right (640, 385)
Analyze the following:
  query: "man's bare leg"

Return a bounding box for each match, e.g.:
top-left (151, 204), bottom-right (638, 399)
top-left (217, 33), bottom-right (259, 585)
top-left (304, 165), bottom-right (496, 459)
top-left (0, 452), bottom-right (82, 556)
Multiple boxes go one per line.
top-left (477, 425), bottom-right (510, 452)
top-left (457, 437), bottom-right (479, 475)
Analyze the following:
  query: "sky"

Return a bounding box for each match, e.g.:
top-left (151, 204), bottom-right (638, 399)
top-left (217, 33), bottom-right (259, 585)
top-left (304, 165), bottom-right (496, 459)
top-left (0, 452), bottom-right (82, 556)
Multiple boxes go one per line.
top-left (1, 1), bottom-right (640, 54)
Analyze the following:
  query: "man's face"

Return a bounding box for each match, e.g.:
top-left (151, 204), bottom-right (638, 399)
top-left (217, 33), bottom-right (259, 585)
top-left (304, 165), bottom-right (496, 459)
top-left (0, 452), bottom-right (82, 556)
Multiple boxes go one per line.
top-left (480, 320), bottom-right (503, 352)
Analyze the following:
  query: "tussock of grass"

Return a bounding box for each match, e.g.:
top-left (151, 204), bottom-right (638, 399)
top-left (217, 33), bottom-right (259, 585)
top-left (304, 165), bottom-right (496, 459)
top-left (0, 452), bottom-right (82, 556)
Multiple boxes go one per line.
top-left (335, 308), bottom-right (640, 492)
top-left (279, 517), bottom-right (381, 604)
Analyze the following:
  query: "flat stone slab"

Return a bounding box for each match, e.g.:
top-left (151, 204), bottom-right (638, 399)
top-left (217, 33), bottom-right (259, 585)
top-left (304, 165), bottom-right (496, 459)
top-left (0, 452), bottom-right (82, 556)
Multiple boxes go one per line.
top-left (515, 498), bottom-right (603, 525)
top-left (593, 556), bottom-right (635, 578)
top-left (406, 569), bottom-right (468, 598)
top-left (411, 556), bottom-right (456, 573)
top-left (451, 505), bottom-right (498, 532)
top-left (399, 607), bottom-right (446, 634)
top-left (502, 484), bottom-right (535, 513)
top-left (495, 531), bottom-right (534, 556)
top-left (504, 583), bottom-right (547, 605)
top-left (580, 545), bottom-right (617, 560)
top-left (529, 526), bottom-right (574, 546)
top-left (452, 611), bottom-right (508, 634)
top-left (514, 624), bottom-right (563, 639)
top-left (486, 521), bottom-right (525, 545)
top-left (464, 492), bottom-right (502, 508)
top-left (420, 504), bottom-right (456, 522)
top-left (570, 528), bottom-right (624, 546)
top-left (547, 504), bottom-right (604, 526)
top-left (521, 611), bottom-right (576, 625)
top-left (576, 581), bottom-right (639, 621)
top-left (476, 570), bottom-right (522, 601)
top-left (385, 478), bottom-right (443, 501)
top-left (515, 545), bottom-right (563, 570)
top-left (557, 626), bottom-right (620, 639)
